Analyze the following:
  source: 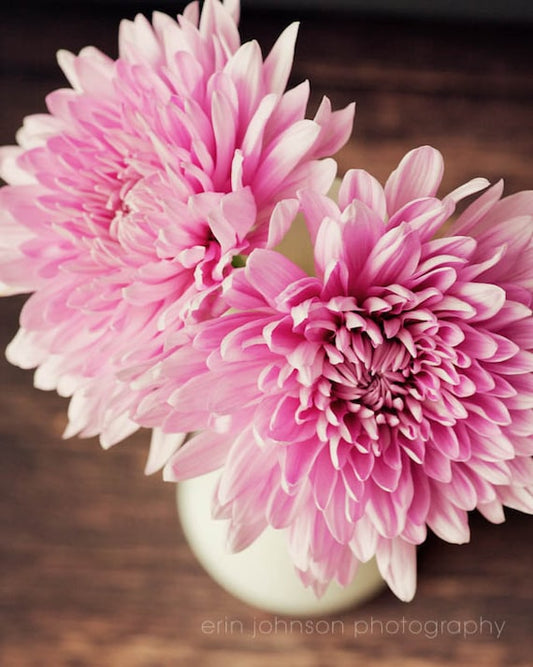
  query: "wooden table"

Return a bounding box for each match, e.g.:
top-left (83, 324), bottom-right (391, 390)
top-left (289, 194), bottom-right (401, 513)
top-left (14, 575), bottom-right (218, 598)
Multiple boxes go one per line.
top-left (1, 4), bottom-right (532, 665)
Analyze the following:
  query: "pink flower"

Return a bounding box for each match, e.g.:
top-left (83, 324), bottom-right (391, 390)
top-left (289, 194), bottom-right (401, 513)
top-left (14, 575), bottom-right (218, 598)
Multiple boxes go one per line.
top-left (0, 0), bottom-right (354, 460)
top-left (152, 146), bottom-right (533, 600)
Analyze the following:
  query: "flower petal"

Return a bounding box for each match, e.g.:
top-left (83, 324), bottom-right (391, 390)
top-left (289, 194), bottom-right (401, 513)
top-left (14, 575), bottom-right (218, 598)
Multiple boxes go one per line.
top-left (385, 146), bottom-right (444, 216)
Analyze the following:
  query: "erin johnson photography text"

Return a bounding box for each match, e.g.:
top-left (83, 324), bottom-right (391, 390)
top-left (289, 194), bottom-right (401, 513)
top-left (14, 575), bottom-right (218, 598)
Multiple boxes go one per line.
top-left (201, 616), bottom-right (506, 640)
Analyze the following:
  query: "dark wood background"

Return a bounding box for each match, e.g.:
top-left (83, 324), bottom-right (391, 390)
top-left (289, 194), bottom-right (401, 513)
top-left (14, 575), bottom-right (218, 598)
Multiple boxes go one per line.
top-left (1, 3), bottom-right (532, 665)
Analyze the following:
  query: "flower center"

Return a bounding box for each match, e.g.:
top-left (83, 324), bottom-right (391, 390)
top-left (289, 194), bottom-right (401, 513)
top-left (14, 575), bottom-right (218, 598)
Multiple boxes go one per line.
top-left (337, 367), bottom-right (408, 410)
top-left (306, 310), bottom-right (423, 445)
top-left (326, 337), bottom-right (412, 422)
top-left (107, 172), bottom-right (142, 239)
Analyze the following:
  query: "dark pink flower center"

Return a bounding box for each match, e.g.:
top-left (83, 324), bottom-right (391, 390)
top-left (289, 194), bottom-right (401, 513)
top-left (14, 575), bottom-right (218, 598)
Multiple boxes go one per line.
top-left (319, 321), bottom-right (419, 443)
top-left (333, 364), bottom-right (409, 412)
top-left (281, 291), bottom-right (455, 455)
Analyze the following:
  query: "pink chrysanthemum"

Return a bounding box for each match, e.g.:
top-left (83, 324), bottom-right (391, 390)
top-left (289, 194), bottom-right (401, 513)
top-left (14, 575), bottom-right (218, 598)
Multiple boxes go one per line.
top-left (145, 146), bottom-right (533, 600)
top-left (0, 0), bottom-right (353, 462)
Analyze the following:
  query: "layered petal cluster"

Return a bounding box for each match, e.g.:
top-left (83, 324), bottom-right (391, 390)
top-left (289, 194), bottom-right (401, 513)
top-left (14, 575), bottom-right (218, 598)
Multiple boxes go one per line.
top-left (0, 0), bottom-right (354, 452)
top-left (154, 146), bottom-right (533, 600)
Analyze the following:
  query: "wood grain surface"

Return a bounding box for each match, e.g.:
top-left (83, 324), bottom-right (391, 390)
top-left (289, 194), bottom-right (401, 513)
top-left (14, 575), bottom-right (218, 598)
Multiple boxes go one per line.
top-left (1, 4), bottom-right (532, 666)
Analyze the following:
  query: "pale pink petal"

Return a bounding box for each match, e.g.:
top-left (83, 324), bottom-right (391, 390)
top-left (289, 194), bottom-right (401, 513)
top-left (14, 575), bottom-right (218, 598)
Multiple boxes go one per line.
top-left (298, 189), bottom-right (341, 245)
top-left (223, 0), bottom-right (240, 23)
top-left (145, 428), bottom-right (187, 475)
top-left (0, 147), bottom-right (36, 185)
top-left (244, 248), bottom-right (307, 307)
top-left (349, 516), bottom-right (379, 562)
top-left (199, 0), bottom-right (240, 53)
top-left (312, 98), bottom-right (356, 159)
top-left (314, 216), bottom-right (343, 276)
top-left (253, 120), bottom-right (322, 204)
top-left (263, 22), bottom-right (299, 94)
top-left (56, 49), bottom-right (82, 91)
top-left (338, 169), bottom-right (387, 218)
top-left (226, 517), bottom-right (269, 553)
top-left (477, 499), bottom-right (506, 524)
top-left (361, 222), bottom-right (421, 290)
top-left (376, 537), bottom-right (417, 602)
top-left (163, 430), bottom-right (232, 481)
top-left (444, 177), bottom-right (490, 205)
top-left (426, 490), bottom-right (470, 543)
top-left (183, 0), bottom-right (201, 25)
top-left (266, 198), bottom-right (299, 248)
top-left (385, 146), bottom-right (444, 215)
top-left (119, 14), bottom-right (162, 65)
top-left (452, 180), bottom-right (504, 235)
top-left (99, 413), bottom-right (141, 449)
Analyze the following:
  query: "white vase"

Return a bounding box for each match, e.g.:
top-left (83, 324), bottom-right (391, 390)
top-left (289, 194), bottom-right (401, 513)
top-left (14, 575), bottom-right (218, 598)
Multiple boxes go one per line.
top-left (177, 470), bottom-right (385, 616)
